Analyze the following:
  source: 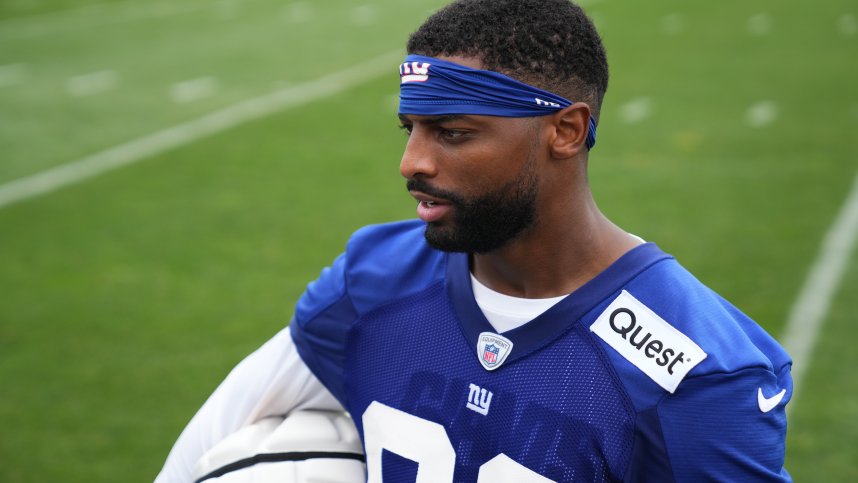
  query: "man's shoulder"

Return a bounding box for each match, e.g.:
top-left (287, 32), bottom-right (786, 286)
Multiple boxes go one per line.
top-left (343, 220), bottom-right (447, 315)
top-left (626, 259), bottom-right (791, 376)
top-left (588, 256), bottom-right (791, 404)
top-left (346, 219), bottom-right (429, 256)
top-left (345, 219), bottom-right (441, 274)
top-left (295, 220), bottom-right (441, 322)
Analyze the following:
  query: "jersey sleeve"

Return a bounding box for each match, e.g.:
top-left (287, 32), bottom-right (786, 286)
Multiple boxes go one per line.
top-left (643, 364), bottom-right (792, 481)
top-left (289, 220), bottom-right (444, 408)
top-left (289, 251), bottom-right (358, 407)
top-left (154, 329), bottom-right (342, 483)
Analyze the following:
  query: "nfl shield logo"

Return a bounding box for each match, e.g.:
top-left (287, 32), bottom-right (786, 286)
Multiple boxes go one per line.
top-left (483, 344), bottom-right (499, 365)
top-left (476, 332), bottom-right (513, 371)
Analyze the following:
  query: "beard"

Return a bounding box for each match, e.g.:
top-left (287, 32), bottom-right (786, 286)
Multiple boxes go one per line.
top-left (406, 154), bottom-right (539, 254)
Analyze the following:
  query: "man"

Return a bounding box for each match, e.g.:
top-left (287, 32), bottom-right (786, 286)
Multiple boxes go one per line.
top-left (157, 0), bottom-right (792, 481)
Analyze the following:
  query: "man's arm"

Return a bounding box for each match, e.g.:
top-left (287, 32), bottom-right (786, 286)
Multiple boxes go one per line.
top-left (154, 328), bottom-right (342, 483)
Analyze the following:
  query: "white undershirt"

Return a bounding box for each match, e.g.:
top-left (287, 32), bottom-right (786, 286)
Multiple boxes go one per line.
top-left (471, 273), bottom-right (569, 333)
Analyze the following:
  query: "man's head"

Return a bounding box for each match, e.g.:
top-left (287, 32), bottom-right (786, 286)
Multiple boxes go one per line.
top-left (406, 0), bottom-right (608, 121)
top-left (400, 0), bottom-right (609, 254)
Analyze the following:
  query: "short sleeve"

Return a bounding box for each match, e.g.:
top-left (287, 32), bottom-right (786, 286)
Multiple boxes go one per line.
top-left (290, 252), bottom-right (359, 407)
top-left (655, 365), bottom-right (792, 481)
top-left (289, 221), bottom-right (445, 408)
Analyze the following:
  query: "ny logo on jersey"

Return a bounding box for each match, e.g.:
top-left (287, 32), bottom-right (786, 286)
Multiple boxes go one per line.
top-left (400, 61), bottom-right (431, 83)
top-left (466, 383), bottom-right (493, 416)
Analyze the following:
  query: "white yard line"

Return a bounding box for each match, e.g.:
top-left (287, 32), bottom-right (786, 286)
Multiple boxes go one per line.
top-left (351, 5), bottom-right (379, 27)
top-left (169, 76), bottom-right (218, 104)
top-left (660, 13), bottom-right (685, 36)
top-left (0, 1), bottom-right (210, 41)
top-left (281, 2), bottom-right (314, 23)
top-left (0, 50), bottom-right (403, 210)
top-left (618, 97), bottom-right (653, 124)
top-left (839, 13), bottom-right (857, 37)
top-left (782, 171), bottom-right (858, 410)
top-left (0, 63), bottom-right (27, 87)
top-left (66, 69), bottom-right (119, 97)
top-left (747, 13), bottom-right (773, 36)
top-left (745, 100), bottom-right (779, 128)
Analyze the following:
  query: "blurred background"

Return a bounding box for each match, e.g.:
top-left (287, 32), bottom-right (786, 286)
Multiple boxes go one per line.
top-left (0, 0), bottom-right (855, 480)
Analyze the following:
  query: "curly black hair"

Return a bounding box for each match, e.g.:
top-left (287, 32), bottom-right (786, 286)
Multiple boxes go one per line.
top-left (407, 0), bottom-right (609, 120)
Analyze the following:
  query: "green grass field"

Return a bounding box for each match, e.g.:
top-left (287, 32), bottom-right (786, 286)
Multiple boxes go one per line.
top-left (0, 0), bottom-right (856, 480)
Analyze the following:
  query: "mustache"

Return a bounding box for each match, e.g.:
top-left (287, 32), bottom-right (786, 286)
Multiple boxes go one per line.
top-left (405, 179), bottom-right (463, 205)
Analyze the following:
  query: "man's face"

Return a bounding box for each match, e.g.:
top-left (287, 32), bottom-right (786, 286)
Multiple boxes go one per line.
top-left (399, 112), bottom-right (544, 253)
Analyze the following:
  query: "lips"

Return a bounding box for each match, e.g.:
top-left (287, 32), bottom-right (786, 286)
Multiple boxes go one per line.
top-left (410, 190), bottom-right (453, 223)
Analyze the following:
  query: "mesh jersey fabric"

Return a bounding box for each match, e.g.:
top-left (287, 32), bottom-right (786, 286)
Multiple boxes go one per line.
top-left (289, 220), bottom-right (792, 482)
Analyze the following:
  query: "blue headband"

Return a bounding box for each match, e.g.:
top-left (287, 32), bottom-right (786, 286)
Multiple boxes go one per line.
top-left (398, 54), bottom-right (597, 150)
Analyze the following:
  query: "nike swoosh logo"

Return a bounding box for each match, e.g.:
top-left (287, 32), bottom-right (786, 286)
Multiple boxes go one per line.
top-left (757, 387), bottom-right (786, 413)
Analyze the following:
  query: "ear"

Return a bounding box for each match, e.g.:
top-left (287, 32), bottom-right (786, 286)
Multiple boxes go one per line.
top-left (548, 103), bottom-right (592, 159)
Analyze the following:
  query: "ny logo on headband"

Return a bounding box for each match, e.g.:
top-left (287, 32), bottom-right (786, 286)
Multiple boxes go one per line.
top-left (400, 61), bottom-right (431, 83)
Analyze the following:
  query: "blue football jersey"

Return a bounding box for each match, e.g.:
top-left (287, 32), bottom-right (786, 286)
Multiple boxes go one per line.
top-left (290, 220), bottom-right (792, 482)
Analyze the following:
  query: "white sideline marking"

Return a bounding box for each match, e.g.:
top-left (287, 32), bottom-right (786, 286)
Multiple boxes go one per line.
top-left (215, 0), bottom-right (242, 20)
top-left (745, 100), bottom-right (778, 128)
top-left (0, 63), bottom-right (27, 87)
top-left (351, 5), bottom-right (378, 26)
top-left (619, 97), bottom-right (653, 124)
top-left (170, 76), bottom-right (218, 104)
top-left (782, 172), bottom-right (858, 409)
top-left (0, 50), bottom-right (403, 210)
top-left (747, 13), bottom-right (773, 36)
top-left (0, 1), bottom-right (208, 41)
top-left (66, 70), bottom-right (119, 97)
top-left (661, 13), bottom-right (685, 35)
top-left (282, 2), bottom-right (313, 23)
top-left (839, 13), bottom-right (857, 37)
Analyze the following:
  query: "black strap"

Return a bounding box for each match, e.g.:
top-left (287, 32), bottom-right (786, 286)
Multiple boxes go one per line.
top-left (195, 450), bottom-right (366, 482)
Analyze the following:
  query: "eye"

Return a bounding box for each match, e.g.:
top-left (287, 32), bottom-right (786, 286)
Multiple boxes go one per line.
top-left (398, 124), bottom-right (413, 136)
top-left (440, 129), bottom-right (467, 140)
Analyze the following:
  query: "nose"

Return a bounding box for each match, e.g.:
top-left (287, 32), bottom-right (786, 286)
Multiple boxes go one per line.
top-left (399, 129), bottom-right (438, 180)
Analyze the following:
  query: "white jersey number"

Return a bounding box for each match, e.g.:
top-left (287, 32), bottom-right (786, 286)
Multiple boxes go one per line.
top-left (362, 401), bottom-right (554, 483)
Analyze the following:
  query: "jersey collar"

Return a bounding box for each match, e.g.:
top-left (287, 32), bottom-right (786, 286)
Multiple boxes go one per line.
top-left (446, 243), bottom-right (674, 368)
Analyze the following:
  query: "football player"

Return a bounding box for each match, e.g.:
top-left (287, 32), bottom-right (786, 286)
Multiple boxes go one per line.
top-left (157, 0), bottom-right (792, 481)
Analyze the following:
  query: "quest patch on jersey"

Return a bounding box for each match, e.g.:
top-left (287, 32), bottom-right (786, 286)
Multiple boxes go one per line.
top-left (476, 332), bottom-right (513, 371)
top-left (590, 290), bottom-right (707, 393)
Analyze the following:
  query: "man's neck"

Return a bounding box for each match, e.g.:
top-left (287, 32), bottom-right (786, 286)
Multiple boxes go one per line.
top-left (470, 200), bottom-right (640, 299)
